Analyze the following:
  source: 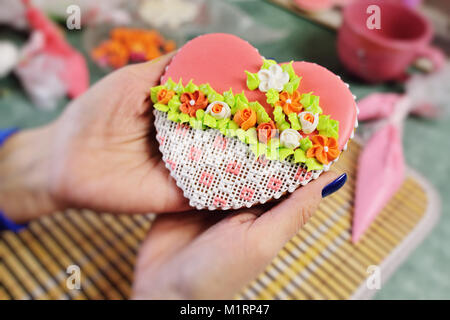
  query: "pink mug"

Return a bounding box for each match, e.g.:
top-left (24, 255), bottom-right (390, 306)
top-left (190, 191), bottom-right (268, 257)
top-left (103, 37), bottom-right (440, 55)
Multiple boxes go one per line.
top-left (337, 0), bottom-right (445, 82)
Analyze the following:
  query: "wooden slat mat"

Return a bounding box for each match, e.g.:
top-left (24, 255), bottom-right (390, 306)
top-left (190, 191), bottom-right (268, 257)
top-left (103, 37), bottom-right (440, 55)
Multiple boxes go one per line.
top-left (0, 140), bottom-right (439, 300)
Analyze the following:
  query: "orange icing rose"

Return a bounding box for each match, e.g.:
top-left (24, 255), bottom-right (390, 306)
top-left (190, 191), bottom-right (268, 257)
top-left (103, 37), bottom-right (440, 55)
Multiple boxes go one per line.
top-left (180, 90), bottom-right (208, 117)
top-left (276, 91), bottom-right (302, 115)
top-left (233, 108), bottom-right (257, 130)
top-left (257, 121), bottom-right (277, 143)
top-left (306, 135), bottom-right (340, 165)
top-left (211, 103), bottom-right (223, 114)
top-left (304, 113), bottom-right (315, 123)
top-left (157, 89), bottom-right (175, 104)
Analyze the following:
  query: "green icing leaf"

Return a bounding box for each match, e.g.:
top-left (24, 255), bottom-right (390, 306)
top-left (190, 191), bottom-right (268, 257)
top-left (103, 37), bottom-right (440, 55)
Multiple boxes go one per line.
top-left (235, 97), bottom-right (249, 111)
top-left (208, 91), bottom-right (224, 102)
top-left (184, 80), bottom-right (198, 93)
top-left (281, 61), bottom-right (295, 80)
top-left (154, 103), bottom-right (169, 112)
top-left (179, 113), bottom-right (190, 123)
top-left (277, 121), bottom-right (290, 131)
top-left (167, 111), bottom-right (180, 122)
top-left (300, 137), bottom-right (312, 151)
top-left (294, 149), bottom-right (307, 163)
top-left (279, 147), bottom-right (294, 161)
top-left (189, 117), bottom-right (204, 130)
top-left (223, 89), bottom-right (235, 109)
top-left (228, 120), bottom-right (239, 131)
top-left (283, 76), bottom-right (301, 94)
top-left (305, 158), bottom-right (323, 171)
top-left (199, 83), bottom-right (213, 96)
top-left (273, 106), bottom-right (285, 123)
top-left (196, 109), bottom-right (205, 121)
top-left (217, 118), bottom-right (230, 135)
top-left (266, 88), bottom-right (279, 105)
top-left (245, 128), bottom-right (258, 145)
top-left (261, 58), bottom-right (277, 69)
top-left (250, 101), bottom-right (270, 124)
top-left (250, 143), bottom-right (267, 158)
top-left (217, 118), bottom-right (230, 129)
top-left (236, 129), bottom-right (247, 143)
top-left (288, 113), bottom-right (301, 130)
top-left (245, 71), bottom-right (260, 91)
top-left (301, 93), bottom-right (322, 115)
top-left (317, 115), bottom-right (339, 139)
top-left (165, 78), bottom-right (176, 91)
top-left (203, 113), bottom-right (217, 128)
top-left (150, 85), bottom-right (163, 104)
top-left (235, 92), bottom-right (249, 104)
top-left (267, 137), bottom-right (280, 150)
top-left (168, 96), bottom-right (181, 112)
top-left (174, 79), bottom-right (184, 94)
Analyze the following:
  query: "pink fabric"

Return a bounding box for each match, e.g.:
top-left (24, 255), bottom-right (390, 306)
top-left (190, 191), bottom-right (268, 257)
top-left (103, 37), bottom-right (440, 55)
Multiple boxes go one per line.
top-left (357, 93), bottom-right (402, 121)
top-left (352, 124), bottom-right (405, 243)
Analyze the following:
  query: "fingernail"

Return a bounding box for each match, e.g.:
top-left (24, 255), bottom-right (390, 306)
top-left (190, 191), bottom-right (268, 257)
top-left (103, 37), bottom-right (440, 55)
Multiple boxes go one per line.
top-left (322, 173), bottom-right (347, 198)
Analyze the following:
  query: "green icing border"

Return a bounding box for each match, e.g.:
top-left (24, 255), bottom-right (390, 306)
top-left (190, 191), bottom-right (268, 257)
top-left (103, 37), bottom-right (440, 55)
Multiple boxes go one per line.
top-left (151, 59), bottom-right (342, 171)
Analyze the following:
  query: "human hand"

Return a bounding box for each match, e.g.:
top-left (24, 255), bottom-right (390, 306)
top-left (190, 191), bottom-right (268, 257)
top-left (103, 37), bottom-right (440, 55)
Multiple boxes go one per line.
top-left (132, 172), bottom-right (346, 299)
top-left (0, 52), bottom-right (190, 222)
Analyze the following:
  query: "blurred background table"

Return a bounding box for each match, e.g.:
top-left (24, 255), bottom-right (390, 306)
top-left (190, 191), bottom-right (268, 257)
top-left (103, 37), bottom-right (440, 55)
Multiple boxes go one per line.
top-left (0, 0), bottom-right (449, 299)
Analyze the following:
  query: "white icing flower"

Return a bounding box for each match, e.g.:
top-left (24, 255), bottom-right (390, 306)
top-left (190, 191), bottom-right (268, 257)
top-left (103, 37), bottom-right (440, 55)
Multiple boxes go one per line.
top-left (298, 112), bottom-right (319, 134)
top-left (206, 101), bottom-right (231, 119)
top-left (257, 64), bottom-right (289, 92)
top-left (280, 129), bottom-right (302, 149)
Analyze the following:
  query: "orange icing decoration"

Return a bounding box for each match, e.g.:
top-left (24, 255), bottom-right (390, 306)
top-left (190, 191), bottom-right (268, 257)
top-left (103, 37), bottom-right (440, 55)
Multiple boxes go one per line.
top-left (180, 90), bottom-right (208, 117)
top-left (306, 135), bottom-right (340, 165)
top-left (304, 113), bottom-right (315, 123)
top-left (157, 89), bottom-right (175, 104)
top-left (91, 27), bottom-right (176, 69)
top-left (233, 108), bottom-right (257, 130)
top-left (211, 103), bottom-right (223, 114)
top-left (276, 91), bottom-right (302, 115)
top-left (257, 121), bottom-right (277, 143)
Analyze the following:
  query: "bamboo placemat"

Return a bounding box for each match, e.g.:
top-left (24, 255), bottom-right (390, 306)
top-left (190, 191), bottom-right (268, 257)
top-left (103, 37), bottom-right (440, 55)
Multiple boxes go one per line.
top-left (0, 140), bottom-right (440, 300)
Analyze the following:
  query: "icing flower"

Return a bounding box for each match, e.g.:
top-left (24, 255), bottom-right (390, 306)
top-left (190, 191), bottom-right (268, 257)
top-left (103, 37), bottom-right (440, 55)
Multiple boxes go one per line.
top-left (257, 64), bottom-right (289, 92)
top-left (257, 121), bottom-right (277, 143)
top-left (234, 108), bottom-right (257, 130)
top-left (180, 90), bottom-right (208, 117)
top-left (298, 111), bottom-right (319, 134)
top-left (276, 91), bottom-right (302, 115)
top-left (306, 135), bottom-right (340, 165)
top-left (206, 101), bottom-right (231, 119)
top-left (280, 129), bottom-right (302, 149)
top-left (157, 88), bottom-right (175, 104)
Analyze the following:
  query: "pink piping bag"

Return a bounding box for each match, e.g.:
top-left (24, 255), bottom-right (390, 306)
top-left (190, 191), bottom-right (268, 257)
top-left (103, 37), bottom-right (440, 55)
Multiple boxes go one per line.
top-left (352, 97), bottom-right (412, 243)
top-left (353, 63), bottom-right (450, 242)
top-left (22, 0), bottom-right (89, 98)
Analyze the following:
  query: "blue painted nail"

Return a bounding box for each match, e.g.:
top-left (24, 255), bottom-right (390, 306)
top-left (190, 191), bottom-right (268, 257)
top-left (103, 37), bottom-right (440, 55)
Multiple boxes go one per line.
top-left (322, 173), bottom-right (347, 198)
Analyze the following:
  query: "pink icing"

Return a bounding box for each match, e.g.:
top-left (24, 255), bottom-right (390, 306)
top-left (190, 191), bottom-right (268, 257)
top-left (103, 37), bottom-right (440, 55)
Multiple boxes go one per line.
top-left (161, 33), bottom-right (356, 149)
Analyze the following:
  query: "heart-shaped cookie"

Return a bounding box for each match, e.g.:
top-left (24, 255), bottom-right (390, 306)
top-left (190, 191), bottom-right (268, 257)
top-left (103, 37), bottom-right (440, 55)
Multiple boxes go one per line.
top-left (152, 33), bottom-right (357, 210)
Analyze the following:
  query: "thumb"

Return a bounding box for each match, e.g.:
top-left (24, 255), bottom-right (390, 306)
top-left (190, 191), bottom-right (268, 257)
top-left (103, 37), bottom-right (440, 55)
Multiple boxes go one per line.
top-left (249, 171), bottom-right (346, 256)
top-left (123, 51), bottom-right (177, 86)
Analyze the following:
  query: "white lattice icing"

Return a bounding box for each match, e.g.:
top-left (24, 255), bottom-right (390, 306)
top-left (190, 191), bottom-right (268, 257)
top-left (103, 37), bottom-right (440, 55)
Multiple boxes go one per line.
top-left (154, 110), bottom-right (318, 210)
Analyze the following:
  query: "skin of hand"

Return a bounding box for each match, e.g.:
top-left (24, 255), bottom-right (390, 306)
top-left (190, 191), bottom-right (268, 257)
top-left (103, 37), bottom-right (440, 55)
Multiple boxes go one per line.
top-left (0, 52), bottom-right (190, 223)
top-left (132, 171), bottom-right (338, 300)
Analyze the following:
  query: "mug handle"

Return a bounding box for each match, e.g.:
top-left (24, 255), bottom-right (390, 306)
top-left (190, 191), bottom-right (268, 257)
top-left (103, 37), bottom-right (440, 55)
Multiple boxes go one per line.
top-left (416, 45), bottom-right (446, 71)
